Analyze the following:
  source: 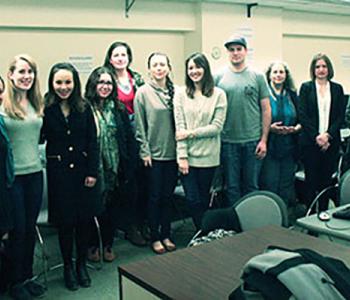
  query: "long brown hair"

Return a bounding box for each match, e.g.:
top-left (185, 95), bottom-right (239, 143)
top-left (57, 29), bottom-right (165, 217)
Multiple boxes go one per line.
top-left (3, 54), bottom-right (43, 119)
top-left (185, 52), bottom-right (214, 99)
top-left (45, 62), bottom-right (85, 113)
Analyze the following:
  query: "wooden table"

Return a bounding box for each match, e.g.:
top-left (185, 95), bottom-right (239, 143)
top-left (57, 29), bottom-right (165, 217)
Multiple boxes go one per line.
top-left (118, 226), bottom-right (350, 300)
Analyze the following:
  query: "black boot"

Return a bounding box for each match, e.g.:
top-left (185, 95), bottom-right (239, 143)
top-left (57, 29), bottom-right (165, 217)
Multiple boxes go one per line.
top-left (63, 264), bottom-right (79, 291)
top-left (76, 261), bottom-right (91, 288)
top-left (126, 225), bottom-right (147, 246)
top-left (9, 283), bottom-right (33, 300)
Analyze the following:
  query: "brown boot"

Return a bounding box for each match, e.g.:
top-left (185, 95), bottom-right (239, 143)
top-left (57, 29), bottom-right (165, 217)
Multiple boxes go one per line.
top-left (87, 247), bottom-right (100, 262)
top-left (126, 226), bottom-right (147, 246)
top-left (103, 246), bottom-right (116, 262)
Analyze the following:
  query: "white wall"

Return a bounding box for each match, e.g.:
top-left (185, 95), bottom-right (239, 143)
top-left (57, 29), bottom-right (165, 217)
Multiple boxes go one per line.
top-left (0, 0), bottom-right (194, 88)
top-left (0, 0), bottom-right (350, 92)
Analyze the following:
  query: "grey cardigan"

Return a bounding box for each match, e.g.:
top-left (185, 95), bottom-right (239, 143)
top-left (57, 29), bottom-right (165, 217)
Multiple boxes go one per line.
top-left (134, 82), bottom-right (176, 161)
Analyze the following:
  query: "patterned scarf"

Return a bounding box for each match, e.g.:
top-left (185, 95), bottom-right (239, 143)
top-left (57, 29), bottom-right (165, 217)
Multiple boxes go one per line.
top-left (94, 100), bottom-right (119, 196)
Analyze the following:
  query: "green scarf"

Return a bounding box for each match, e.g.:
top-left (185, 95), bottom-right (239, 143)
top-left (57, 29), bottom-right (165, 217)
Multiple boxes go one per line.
top-left (94, 100), bottom-right (119, 196)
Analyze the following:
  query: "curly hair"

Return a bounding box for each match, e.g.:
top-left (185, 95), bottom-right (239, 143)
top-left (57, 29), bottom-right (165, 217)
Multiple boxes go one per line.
top-left (265, 61), bottom-right (296, 91)
top-left (85, 66), bottom-right (122, 110)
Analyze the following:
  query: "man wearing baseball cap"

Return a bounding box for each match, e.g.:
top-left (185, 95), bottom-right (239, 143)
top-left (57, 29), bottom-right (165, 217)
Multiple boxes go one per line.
top-left (215, 35), bottom-right (271, 206)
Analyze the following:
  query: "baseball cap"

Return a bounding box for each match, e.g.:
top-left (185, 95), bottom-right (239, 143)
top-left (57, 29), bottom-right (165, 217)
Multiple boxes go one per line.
top-left (224, 35), bottom-right (247, 49)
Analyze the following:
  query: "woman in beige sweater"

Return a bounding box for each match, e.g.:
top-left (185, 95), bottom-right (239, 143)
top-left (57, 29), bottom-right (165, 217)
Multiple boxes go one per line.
top-left (174, 53), bottom-right (227, 230)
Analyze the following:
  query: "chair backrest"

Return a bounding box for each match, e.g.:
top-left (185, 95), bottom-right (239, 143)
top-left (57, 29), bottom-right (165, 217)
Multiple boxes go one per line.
top-left (233, 191), bottom-right (288, 231)
top-left (339, 169), bottom-right (350, 206)
top-left (37, 143), bottom-right (49, 225)
top-left (201, 207), bottom-right (240, 234)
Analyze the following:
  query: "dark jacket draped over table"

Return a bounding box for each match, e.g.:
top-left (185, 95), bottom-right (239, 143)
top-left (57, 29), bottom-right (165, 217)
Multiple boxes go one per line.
top-left (42, 103), bottom-right (102, 225)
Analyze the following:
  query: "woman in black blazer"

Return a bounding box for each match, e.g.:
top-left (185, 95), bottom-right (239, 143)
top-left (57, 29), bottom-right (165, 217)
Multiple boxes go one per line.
top-left (299, 53), bottom-right (346, 211)
top-left (42, 63), bottom-right (101, 291)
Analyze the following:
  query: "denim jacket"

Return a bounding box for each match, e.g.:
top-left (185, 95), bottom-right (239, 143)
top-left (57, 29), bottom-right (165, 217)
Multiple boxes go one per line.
top-left (0, 114), bottom-right (15, 187)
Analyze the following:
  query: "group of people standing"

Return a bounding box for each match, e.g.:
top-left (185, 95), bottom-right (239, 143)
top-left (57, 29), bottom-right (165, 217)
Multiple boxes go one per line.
top-left (217, 35), bottom-right (345, 218)
top-left (0, 34), bottom-right (347, 300)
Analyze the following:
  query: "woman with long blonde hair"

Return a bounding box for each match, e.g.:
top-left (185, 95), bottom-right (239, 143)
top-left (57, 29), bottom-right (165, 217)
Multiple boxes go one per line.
top-left (0, 54), bottom-right (45, 300)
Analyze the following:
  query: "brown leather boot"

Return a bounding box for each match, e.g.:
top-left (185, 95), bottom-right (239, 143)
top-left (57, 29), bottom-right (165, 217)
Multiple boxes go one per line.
top-left (103, 246), bottom-right (116, 262)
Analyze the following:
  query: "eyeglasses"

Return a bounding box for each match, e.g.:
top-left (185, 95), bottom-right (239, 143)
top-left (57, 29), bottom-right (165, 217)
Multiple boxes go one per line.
top-left (97, 81), bottom-right (113, 86)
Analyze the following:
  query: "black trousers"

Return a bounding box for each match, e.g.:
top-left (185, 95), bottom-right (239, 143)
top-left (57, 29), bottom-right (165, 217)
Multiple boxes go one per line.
top-left (58, 220), bottom-right (90, 265)
top-left (8, 172), bottom-right (43, 284)
top-left (89, 192), bottom-right (118, 248)
top-left (302, 144), bottom-right (339, 211)
top-left (181, 167), bottom-right (216, 230)
top-left (147, 160), bottom-right (178, 242)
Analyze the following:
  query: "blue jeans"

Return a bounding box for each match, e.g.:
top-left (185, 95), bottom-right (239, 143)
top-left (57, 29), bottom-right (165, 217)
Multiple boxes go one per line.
top-left (260, 154), bottom-right (297, 207)
top-left (221, 141), bottom-right (262, 206)
top-left (181, 167), bottom-right (216, 230)
top-left (147, 160), bottom-right (178, 242)
top-left (8, 171), bottom-right (43, 283)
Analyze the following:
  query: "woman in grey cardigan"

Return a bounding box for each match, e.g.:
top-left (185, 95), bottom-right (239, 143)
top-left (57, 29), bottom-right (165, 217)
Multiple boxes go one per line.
top-left (174, 53), bottom-right (227, 230)
top-left (134, 52), bottom-right (177, 254)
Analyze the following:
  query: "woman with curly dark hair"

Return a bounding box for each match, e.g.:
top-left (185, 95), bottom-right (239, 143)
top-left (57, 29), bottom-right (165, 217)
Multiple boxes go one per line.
top-left (85, 66), bottom-right (137, 262)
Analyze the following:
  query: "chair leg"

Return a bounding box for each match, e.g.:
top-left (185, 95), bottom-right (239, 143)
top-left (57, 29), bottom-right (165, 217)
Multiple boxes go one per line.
top-left (306, 185), bottom-right (338, 216)
top-left (187, 229), bottom-right (203, 247)
top-left (209, 191), bottom-right (217, 208)
top-left (93, 216), bottom-right (103, 270)
top-left (35, 225), bottom-right (48, 288)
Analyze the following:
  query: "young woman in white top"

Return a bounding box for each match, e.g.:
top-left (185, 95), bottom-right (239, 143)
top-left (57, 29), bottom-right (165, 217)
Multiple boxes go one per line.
top-left (174, 52), bottom-right (227, 230)
top-left (1, 54), bottom-right (45, 300)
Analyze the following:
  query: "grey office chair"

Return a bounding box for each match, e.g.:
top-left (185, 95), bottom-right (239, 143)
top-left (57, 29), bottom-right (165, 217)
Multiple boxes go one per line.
top-left (188, 191), bottom-right (288, 246)
top-left (339, 169), bottom-right (350, 206)
top-left (306, 157), bottom-right (350, 216)
top-left (233, 190), bottom-right (289, 230)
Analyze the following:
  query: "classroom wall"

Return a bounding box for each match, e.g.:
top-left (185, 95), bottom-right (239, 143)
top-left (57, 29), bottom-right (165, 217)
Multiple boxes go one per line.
top-left (282, 10), bottom-right (350, 89)
top-left (0, 0), bottom-right (194, 87)
top-left (0, 0), bottom-right (350, 92)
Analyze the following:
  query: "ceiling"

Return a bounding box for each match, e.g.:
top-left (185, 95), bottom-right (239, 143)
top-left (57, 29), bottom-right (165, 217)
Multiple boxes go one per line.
top-left (162, 0), bottom-right (350, 15)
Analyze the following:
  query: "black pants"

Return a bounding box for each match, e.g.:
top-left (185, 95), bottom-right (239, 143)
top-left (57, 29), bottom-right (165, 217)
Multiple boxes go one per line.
top-left (8, 171), bottom-right (43, 284)
top-left (302, 144), bottom-right (339, 211)
top-left (89, 192), bottom-right (118, 248)
top-left (58, 220), bottom-right (90, 265)
top-left (116, 174), bottom-right (146, 229)
top-left (181, 167), bottom-right (216, 230)
top-left (147, 160), bottom-right (178, 242)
